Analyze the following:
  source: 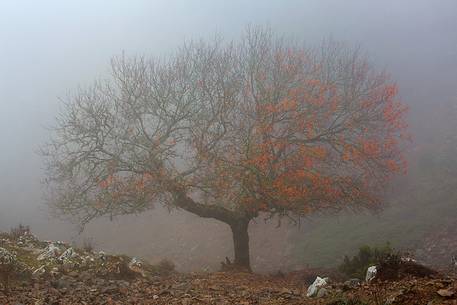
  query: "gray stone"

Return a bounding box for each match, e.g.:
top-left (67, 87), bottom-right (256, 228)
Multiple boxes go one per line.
top-left (58, 247), bottom-right (77, 262)
top-left (316, 287), bottom-right (329, 298)
top-left (343, 278), bottom-right (361, 289)
top-left (306, 276), bottom-right (329, 297)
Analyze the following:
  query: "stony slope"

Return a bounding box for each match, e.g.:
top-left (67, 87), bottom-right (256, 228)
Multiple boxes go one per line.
top-left (0, 231), bottom-right (456, 304)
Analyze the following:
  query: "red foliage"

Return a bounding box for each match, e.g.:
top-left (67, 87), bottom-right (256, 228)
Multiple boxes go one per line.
top-left (93, 42), bottom-right (408, 219)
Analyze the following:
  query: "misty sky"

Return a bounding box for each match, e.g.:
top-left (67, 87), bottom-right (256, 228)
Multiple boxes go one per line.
top-left (0, 0), bottom-right (456, 236)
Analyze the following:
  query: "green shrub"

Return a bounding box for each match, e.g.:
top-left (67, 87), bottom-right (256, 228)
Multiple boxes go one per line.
top-left (338, 243), bottom-right (393, 279)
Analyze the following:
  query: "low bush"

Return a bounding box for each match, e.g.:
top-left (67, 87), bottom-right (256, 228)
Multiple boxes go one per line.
top-left (153, 259), bottom-right (175, 275)
top-left (338, 243), bottom-right (393, 279)
top-left (377, 252), bottom-right (437, 280)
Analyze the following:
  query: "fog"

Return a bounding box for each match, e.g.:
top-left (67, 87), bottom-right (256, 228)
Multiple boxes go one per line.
top-left (1, 0), bottom-right (456, 272)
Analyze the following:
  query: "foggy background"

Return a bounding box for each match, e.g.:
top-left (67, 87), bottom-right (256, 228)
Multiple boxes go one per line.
top-left (1, 0), bottom-right (456, 272)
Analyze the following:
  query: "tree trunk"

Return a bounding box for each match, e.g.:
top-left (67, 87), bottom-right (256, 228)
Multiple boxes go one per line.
top-left (171, 190), bottom-right (253, 271)
top-left (229, 218), bottom-right (251, 272)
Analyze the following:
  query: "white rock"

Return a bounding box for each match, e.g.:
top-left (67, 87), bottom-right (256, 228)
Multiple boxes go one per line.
top-left (84, 255), bottom-right (95, 262)
top-left (32, 265), bottom-right (46, 275)
top-left (129, 257), bottom-right (142, 268)
top-left (58, 247), bottom-right (77, 261)
top-left (306, 276), bottom-right (329, 297)
top-left (0, 247), bottom-right (16, 265)
top-left (366, 265), bottom-right (377, 282)
top-left (129, 257), bottom-right (147, 277)
top-left (37, 243), bottom-right (61, 261)
top-left (98, 251), bottom-right (107, 261)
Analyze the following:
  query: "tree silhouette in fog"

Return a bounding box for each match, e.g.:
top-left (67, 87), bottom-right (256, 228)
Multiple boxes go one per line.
top-left (43, 28), bottom-right (408, 271)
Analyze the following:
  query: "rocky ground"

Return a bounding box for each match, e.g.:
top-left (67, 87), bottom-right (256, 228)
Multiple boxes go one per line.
top-left (0, 230), bottom-right (456, 304)
top-left (1, 271), bottom-right (456, 304)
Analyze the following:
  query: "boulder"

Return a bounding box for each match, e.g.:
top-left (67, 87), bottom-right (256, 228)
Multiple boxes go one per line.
top-left (343, 278), bottom-right (361, 290)
top-left (306, 276), bottom-right (329, 297)
top-left (366, 265), bottom-right (377, 282)
top-left (37, 243), bottom-right (61, 261)
top-left (58, 247), bottom-right (77, 262)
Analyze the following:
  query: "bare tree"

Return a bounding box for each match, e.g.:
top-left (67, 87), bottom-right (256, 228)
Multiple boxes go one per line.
top-left (42, 28), bottom-right (408, 271)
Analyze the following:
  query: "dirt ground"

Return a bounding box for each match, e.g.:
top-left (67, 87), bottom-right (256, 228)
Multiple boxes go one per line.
top-left (1, 271), bottom-right (456, 305)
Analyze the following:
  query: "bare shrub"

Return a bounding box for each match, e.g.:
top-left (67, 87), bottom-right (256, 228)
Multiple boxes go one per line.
top-left (82, 237), bottom-right (95, 253)
top-left (9, 224), bottom-right (30, 241)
